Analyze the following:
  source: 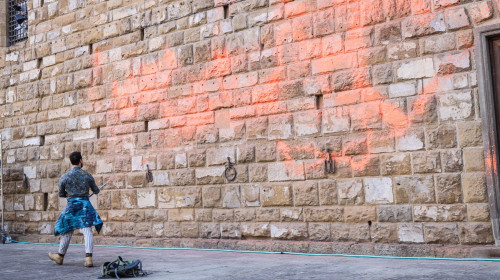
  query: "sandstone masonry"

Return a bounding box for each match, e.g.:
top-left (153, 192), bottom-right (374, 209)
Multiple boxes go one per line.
top-left (0, 0), bottom-right (495, 246)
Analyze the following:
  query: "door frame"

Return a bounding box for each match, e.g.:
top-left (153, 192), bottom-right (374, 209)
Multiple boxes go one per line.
top-left (475, 24), bottom-right (500, 245)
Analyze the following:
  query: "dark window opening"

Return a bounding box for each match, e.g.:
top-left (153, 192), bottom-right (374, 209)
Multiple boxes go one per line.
top-left (8, 0), bottom-right (28, 46)
top-left (39, 135), bottom-right (45, 146)
top-left (224, 5), bottom-right (229, 19)
top-left (144, 121), bottom-right (149, 131)
top-left (96, 127), bottom-right (101, 139)
top-left (140, 28), bottom-right (145, 41)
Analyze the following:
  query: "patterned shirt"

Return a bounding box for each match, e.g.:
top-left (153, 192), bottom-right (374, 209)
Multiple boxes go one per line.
top-left (58, 167), bottom-right (100, 198)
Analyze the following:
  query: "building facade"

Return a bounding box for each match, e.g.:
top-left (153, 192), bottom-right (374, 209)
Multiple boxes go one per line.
top-left (1, 0), bottom-right (499, 247)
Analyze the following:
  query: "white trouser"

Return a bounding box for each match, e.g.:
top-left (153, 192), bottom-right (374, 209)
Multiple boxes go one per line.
top-left (58, 227), bottom-right (93, 255)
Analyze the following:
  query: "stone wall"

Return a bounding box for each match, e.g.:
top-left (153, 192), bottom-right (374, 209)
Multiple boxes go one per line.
top-left (0, 0), bottom-right (496, 245)
top-left (1, 0), bottom-right (6, 47)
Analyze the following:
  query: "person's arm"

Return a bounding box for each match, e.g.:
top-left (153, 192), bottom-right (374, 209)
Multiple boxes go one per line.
top-left (58, 176), bottom-right (67, 198)
top-left (89, 174), bottom-right (100, 195)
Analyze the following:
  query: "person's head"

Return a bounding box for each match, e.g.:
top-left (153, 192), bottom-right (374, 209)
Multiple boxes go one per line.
top-left (69, 152), bottom-right (83, 167)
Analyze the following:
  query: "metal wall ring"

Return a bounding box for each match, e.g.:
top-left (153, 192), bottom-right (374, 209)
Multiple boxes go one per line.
top-left (224, 166), bottom-right (237, 181)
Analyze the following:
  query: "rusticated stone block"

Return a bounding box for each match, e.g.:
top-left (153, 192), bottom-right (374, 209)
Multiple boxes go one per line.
top-left (438, 91), bottom-right (473, 121)
top-left (371, 223), bottom-right (398, 243)
top-left (459, 222), bottom-right (494, 245)
top-left (467, 203), bottom-right (490, 222)
top-left (318, 180), bottom-right (337, 205)
top-left (181, 222), bottom-right (199, 238)
top-left (202, 186), bottom-right (221, 207)
top-left (293, 181), bottom-right (319, 206)
top-left (222, 185), bottom-right (241, 208)
top-left (168, 209), bottom-right (195, 222)
top-left (343, 133), bottom-right (368, 155)
top-left (337, 178), bottom-right (364, 205)
top-left (457, 121), bottom-right (483, 148)
top-left (304, 207), bottom-right (343, 222)
top-left (280, 208), bottom-right (303, 222)
top-left (308, 223), bottom-right (330, 241)
top-left (462, 173), bottom-right (487, 203)
top-left (241, 223), bottom-right (270, 237)
top-left (249, 164), bottom-right (268, 182)
top-left (423, 223), bottom-right (459, 244)
top-left (270, 223), bottom-right (308, 240)
top-left (331, 223), bottom-right (370, 242)
top-left (398, 223), bottom-right (424, 243)
top-left (441, 149), bottom-right (463, 172)
top-left (261, 184), bottom-right (292, 206)
top-left (175, 187), bottom-right (202, 208)
top-left (277, 140), bottom-right (316, 161)
top-left (195, 167), bottom-right (225, 185)
top-left (435, 174), bottom-right (462, 204)
top-left (170, 169), bottom-right (196, 186)
top-left (255, 142), bottom-right (277, 162)
top-left (200, 223), bottom-right (221, 239)
top-left (414, 205), bottom-right (466, 222)
top-left (213, 209), bottom-right (234, 222)
top-left (188, 149), bottom-right (206, 167)
top-left (221, 223), bottom-right (242, 239)
top-left (257, 208), bottom-right (280, 222)
top-left (412, 151), bottom-right (441, 174)
top-left (234, 209), bottom-right (255, 222)
top-left (268, 161), bottom-right (305, 182)
top-left (463, 148), bottom-right (485, 172)
top-left (120, 190), bottom-right (137, 209)
top-left (344, 206), bottom-right (376, 223)
top-left (380, 153), bottom-right (411, 175)
top-left (164, 222), bottom-right (182, 238)
top-left (351, 155), bottom-right (380, 177)
top-left (363, 177), bottom-right (393, 204)
top-left (401, 13), bottom-right (445, 39)
top-left (377, 205), bottom-right (412, 222)
top-left (394, 176), bottom-right (435, 204)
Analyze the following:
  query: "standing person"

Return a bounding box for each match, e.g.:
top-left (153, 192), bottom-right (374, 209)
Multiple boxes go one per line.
top-left (48, 151), bottom-right (103, 267)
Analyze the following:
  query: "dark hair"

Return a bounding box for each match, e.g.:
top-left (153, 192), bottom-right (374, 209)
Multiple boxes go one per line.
top-left (69, 152), bottom-right (82, 165)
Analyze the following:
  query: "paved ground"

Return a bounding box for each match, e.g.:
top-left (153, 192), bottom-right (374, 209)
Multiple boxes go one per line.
top-left (2, 242), bottom-right (500, 279)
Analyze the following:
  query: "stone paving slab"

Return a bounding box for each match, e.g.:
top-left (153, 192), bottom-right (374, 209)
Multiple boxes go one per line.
top-left (2, 242), bottom-right (500, 279)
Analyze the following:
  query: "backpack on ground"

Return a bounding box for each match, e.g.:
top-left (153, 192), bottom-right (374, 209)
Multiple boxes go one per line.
top-left (100, 256), bottom-right (147, 279)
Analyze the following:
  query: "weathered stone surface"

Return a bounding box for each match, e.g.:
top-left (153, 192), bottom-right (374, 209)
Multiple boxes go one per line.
top-left (270, 223), bottom-right (308, 240)
top-left (377, 205), bottom-right (411, 223)
top-left (463, 148), bottom-right (485, 172)
top-left (363, 177), bottom-right (393, 204)
top-left (435, 174), bottom-right (462, 204)
top-left (1, 0), bottom-right (496, 247)
top-left (261, 184), bottom-right (292, 206)
top-left (459, 223), bottom-right (494, 245)
top-left (412, 152), bottom-right (441, 174)
top-left (344, 206), bottom-right (376, 223)
top-left (318, 180), bottom-right (337, 205)
top-left (337, 179), bottom-right (364, 205)
top-left (398, 223), bottom-right (424, 243)
top-left (331, 223), bottom-right (370, 242)
top-left (380, 153), bottom-right (411, 175)
top-left (304, 207), bottom-right (343, 222)
top-left (394, 176), bottom-right (435, 204)
top-left (462, 173), bottom-right (487, 203)
top-left (424, 223), bottom-right (459, 244)
top-left (371, 223), bottom-right (398, 243)
top-left (293, 181), bottom-right (319, 206)
top-left (467, 203), bottom-right (490, 222)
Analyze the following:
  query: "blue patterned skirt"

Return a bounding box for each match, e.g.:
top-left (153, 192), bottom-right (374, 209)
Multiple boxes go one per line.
top-left (54, 196), bottom-right (103, 236)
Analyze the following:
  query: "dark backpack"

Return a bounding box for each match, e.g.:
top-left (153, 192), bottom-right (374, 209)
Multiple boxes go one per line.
top-left (100, 256), bottom-right (146, 279)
